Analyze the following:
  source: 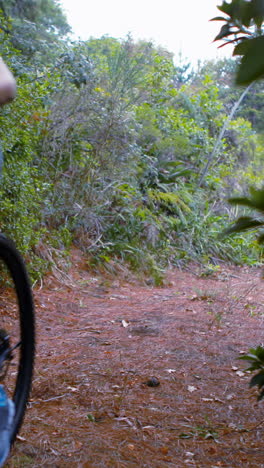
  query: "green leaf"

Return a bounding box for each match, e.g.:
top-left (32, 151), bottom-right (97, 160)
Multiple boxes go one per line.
top-left (229, 187), bottom-right (264, 211)
top-left (252, 0), bottom-right (264, 28)
top-left (228, 196), bottom-right (255, 207)
top-left (233, 39), bottom-right (252, 56)
top-left (249, 186), bottom-right (264, 210)
top-left (159, 170), bottom-right (191, 183)
top-left (250, 372), bottom-right (264, 389)
top-left (217, 1), bottom-right (233, 17)
top-left (223, 217), bottom-right (264, 236)
top-left (241, 1), bottom-right (255, 27)
top-left (179, 433), bottom-right (193, 439)
top-left (240, 346), bottom-right (264, 362)
top-left (239, 354), bottom-right (262, 363)
top-left (160, 161), bottom-right (187, 168)
top-left (87, 413), bottom-right (95, 422)
top-left (257, 231), bottom-right (264, 243)
top-left (210, 16), bottom-right (229, 21)
top-left (235, 36), bottom-right (264, 85)
top-left (214, 24), bottom-right (232, 42)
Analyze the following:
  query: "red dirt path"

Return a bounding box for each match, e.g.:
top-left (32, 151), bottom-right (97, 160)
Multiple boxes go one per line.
top-left (6, 252), bottom-right (264, 467)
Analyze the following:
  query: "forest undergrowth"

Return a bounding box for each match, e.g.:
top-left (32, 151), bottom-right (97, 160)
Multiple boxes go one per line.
top-left (0, 3), bottom-right (263, 285)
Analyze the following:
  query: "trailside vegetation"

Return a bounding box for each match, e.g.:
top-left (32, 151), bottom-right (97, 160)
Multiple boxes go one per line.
top-left (0, 1), bottom-right (263, 284)
top-left (213, 0), bottom-right (264, 400)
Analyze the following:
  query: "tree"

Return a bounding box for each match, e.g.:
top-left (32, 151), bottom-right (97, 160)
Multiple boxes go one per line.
top-left (0, 0), bottom-right (70, 65)
top-left (0, 0), bottom-right (70, 35)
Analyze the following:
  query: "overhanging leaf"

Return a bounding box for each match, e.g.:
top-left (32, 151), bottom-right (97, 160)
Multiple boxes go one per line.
top-left (229, 187), bottom-right (264, 211)
top-left (239, 346), bottom-right (264, 363)
top-left (257, 231), bottom-right (264, 243)
top-left (217, 1), bottom-right (233, 17)
top-left (214, 24), bottom-right (233, 42)
top-left (252, 0), bottom-right (264, 27)
top-left (241, 1), bottom-right (256, 27)
top-left (249, 371), bottom-right (264, 389)
top-left (233, 38), bottom-right (252, 56)
top-left (210, 16), bottom-right (229, 22)
top-left (239, 354), bottom-right (262, 363)
top-left (235, 36), bottom-right (264, 84)
top-left (223, 217), bottom-right (264, 236)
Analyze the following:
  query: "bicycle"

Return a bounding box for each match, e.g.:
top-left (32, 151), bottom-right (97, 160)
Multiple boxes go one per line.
top-left (0, 233), bottom-right (35, 444)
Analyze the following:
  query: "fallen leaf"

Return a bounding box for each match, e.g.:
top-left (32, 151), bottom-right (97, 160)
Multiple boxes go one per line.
top-left (185, 451), bottom-right (194, 457)
top-left (190, 294), bottom-right (198, 301)
top-left (116, 417), bottom-right (136, 428)
top-left (207, 447), bottom-right (217, 455)
top-left (214, 397), bottom-right (224, 403)
top-left (187, 385), bottom-right (197, 393)
top-left (75, 441), bottom-right (83, 449)
top-left (160, 446), bottom-right (169, 455)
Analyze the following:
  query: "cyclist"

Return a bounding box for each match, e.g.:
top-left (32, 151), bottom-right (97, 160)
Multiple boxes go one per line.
top-left (0, 57), bottom-right (16, 467)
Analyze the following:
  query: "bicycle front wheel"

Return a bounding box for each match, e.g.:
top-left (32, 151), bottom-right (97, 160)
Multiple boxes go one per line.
top-left (0, 234), bottom-right (35, 442)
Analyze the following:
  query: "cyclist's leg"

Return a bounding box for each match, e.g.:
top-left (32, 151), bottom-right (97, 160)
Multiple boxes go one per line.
top-left (0, 384), bottom-right (14, 466)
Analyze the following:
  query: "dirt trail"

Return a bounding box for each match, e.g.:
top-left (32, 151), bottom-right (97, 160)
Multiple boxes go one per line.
top-left (6, 252), bottom-right (264, 467)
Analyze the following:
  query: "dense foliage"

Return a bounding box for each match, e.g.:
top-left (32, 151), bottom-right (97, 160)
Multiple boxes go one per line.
top-left (214, 0), bottom-right (264, 400)
top-left (213, 0), bottom-right (264, 241)
top-left (0, 1), bottom-right (263, 284)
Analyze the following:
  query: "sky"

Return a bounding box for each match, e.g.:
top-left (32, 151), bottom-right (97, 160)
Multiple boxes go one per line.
top-left (60, 0), bottom-right (230, 65)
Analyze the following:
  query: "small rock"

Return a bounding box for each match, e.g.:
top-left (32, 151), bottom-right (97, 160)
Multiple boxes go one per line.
top-left (144, 377), bottom-right (160, 387)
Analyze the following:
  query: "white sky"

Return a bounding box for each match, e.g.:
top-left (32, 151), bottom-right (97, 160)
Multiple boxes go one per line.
top-left (60, 0), bottom-right (230, 65)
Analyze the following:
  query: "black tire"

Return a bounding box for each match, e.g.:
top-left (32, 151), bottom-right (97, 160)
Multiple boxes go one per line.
top-left (0, 234), bottom-right (35, 442)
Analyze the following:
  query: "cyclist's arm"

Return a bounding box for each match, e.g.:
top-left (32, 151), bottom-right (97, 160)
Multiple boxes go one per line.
top-left (0, 58), bottom-right (16, 105)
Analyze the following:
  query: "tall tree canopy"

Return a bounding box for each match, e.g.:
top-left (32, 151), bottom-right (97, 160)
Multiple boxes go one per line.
top-left (0, 0), bottom-right (70, 63)
top-left (0, 0), bottom-right (70, 35)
